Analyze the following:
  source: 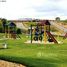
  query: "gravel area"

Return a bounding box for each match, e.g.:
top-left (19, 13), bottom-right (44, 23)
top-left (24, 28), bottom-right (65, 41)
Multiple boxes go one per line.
top-left (0, 60), bottom-right (26, 67)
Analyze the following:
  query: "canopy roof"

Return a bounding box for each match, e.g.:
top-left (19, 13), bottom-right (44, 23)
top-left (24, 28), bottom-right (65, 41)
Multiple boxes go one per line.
top-left (39, 20), bottom-right (51, 26)
top-left (5, 22), bottom-right (16, 27)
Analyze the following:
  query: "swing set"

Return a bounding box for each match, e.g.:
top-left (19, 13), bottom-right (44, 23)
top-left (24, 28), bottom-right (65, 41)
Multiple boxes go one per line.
top-left (30, 20), bottom-right (58, 44)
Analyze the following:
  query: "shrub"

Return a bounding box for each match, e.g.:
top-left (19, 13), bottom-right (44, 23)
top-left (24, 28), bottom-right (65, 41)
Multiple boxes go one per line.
top-left (16, 28), bottom-right (22, 34)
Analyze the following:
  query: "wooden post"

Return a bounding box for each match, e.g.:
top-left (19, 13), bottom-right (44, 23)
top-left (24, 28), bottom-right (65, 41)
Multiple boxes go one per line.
top-left (5, 26), bottom-right (7, 38)
top-left (44, 25), bottom-right (47, 43)
top-left (8, 26), bottom-right (10, 38)
top-left (48, 25), bottom-right (50, 39)
top-left (31, 25), bottom-right (32, 43)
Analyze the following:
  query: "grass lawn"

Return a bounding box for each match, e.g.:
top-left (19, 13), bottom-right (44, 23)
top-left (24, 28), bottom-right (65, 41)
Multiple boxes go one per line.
top-left (0, 34), bottom-right (67, 67)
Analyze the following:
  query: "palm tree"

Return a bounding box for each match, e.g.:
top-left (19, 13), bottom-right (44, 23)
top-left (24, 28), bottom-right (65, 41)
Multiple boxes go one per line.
top-left (1, 18), bottom-right (7, 32)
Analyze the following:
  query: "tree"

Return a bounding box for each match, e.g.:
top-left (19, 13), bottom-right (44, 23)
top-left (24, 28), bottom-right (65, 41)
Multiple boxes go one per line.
top-left (1, 18), bottom-right (7, 32)
top-left (55, 17), bottom-right (60, 21)
top-left (16, 28), bottom-right (22, 34)
top-left (0, 18), bottom-right (3, 33)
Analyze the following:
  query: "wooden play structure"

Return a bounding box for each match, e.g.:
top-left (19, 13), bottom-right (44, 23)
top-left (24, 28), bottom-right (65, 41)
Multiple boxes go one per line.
top-left (5, 22), bottom-right (17, 39)
top-left (30, 20), bottom-right (58, 44)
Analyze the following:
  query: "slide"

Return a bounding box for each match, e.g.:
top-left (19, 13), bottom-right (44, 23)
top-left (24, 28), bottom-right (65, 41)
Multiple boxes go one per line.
top-left (46, 31), bottom-right (58, 44)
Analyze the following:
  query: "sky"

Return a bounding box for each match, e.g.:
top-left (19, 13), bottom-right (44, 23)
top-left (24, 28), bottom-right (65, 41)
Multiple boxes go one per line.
top-left (0, 0), bottom-right (67, 20)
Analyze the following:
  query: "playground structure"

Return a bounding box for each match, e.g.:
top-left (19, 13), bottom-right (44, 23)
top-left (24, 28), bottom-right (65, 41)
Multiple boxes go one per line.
top-left (5, 22), bottom-right (17, 39)
top-left (29, 20), bottom-right (58, 44)
top-left (5, 20), bottom-right (66, 41)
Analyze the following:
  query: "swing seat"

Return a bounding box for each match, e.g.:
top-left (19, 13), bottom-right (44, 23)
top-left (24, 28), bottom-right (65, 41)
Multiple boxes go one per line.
top-left (34, 36), bottom-right (38, 41)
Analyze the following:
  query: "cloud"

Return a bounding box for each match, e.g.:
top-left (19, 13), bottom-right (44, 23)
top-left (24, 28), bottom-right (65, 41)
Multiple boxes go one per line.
top-left (0, 0), bottom-right (67, 20)
top-left (31, 0), bottom-right (67, 19)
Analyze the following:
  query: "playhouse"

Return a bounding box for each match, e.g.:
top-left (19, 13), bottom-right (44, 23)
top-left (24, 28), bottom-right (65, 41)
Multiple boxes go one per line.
top-left (5, 22), bottom-right (16, 39)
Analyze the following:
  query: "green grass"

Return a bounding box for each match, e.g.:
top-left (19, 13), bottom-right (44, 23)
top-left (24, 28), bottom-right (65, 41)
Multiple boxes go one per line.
top-left (0, 34), bottom-right (67, 67)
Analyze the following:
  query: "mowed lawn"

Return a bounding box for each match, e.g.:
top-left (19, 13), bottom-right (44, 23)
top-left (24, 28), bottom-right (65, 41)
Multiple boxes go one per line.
top-left (0, 34), bottom-right (67, 67)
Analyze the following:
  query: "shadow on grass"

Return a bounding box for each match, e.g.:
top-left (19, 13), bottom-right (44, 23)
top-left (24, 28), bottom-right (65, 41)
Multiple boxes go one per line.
top-left (0, 55), bottom-right (66, 67)
top-left (0, 48), bottom-right (10, 50)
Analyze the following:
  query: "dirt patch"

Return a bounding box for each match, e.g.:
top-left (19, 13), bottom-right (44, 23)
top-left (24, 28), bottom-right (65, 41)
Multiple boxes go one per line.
top-left (0, 60), bottom-right (26, 67)
top-left (25, 40), bottom-right (62, 44)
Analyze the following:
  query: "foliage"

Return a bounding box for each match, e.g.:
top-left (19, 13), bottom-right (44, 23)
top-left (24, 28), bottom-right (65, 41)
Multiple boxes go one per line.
top-left (61, 20), bottom-right (67, 23)
top-left (55, 17), bottom-right (60, 21)
top-left (0, 20), bottom-right (3, 33)
top-left (26, 22), bottom-right (37, 26)
top-left (1, 18), bottom-right (7, 27)
top-left (16, 28), bottom-right (22, 34)
top-left (0, 18), bottom-right (8, 33)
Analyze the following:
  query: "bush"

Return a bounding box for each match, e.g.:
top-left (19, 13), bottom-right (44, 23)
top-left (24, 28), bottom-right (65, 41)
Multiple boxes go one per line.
top-left (0, 27), bottom-right (3, 33)
top-left (16, 28), bottom-right (22, 34)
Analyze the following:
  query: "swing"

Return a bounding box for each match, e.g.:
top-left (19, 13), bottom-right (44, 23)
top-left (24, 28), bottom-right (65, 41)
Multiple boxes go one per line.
top-left (39, 36), bottom-right (42, 41)
top-left (34, 36), bottom-right (38, 41)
